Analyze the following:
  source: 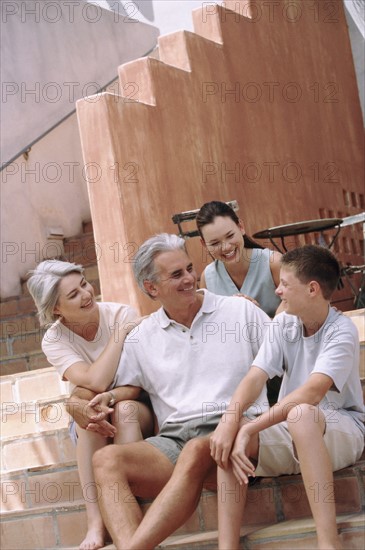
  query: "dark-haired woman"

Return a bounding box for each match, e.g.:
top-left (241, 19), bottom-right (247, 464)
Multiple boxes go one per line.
top-left (196, 201), bottom-right (283, 318)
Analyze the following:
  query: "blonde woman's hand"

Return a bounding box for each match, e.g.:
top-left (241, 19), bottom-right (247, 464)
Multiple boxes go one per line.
top-left (123, 314), bottom-right (149, 334)
top-left (88, 392), bottom-right (115, 415)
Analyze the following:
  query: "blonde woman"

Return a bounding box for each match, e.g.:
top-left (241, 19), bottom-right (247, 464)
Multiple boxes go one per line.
top-left (28, 260), bottom-right (153, 550)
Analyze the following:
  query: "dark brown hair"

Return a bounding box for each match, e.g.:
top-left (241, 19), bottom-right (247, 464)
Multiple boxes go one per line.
top-left (196, 201), bottom-right (263, 249)
top-left (281, 245), bottom-right (340, 300)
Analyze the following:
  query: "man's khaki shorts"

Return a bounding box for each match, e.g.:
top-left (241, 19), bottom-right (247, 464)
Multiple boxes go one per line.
top-left (146, 413), bottom-right (222, 464)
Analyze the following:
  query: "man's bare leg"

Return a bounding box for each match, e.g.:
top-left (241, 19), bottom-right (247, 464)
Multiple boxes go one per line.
top-left (93, 441), bottom-right (174, 549)
top-left (287, 404), bottom-right (342, 550)
top-left (129, 437), bottom-right (216, 550)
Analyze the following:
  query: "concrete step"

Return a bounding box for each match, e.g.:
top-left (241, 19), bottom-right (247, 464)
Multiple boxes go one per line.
top-left (1, 461), bottom-right (81, 513)
top-left (0, 397), bottom-right (69, 439)
top-left (0, 366), bottom-right (69, 407)
top-left (2, 454), bottom-right (363, 548)
top-left (241, 512), bottom-right (365, 549)
top-left (0, 500), bottom-right (88, 549)
top-left (46, 512), bottom-right (365, 550)
top-left (1, 427), bottom-right (76, 473)
top-left (159, 512), bottom-right (365, 549)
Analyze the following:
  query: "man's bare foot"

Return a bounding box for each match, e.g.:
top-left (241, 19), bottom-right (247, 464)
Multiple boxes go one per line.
top-left (79, 525), bottom-right (106, 550)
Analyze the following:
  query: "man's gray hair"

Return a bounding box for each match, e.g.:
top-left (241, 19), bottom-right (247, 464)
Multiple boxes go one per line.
top-left (133, 233), bottom-right (186, 296)
top-left (27, 260), bottom-right (84, 326)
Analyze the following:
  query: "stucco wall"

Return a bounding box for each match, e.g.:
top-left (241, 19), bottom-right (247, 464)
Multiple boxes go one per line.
top-left (77, 2), bottom-right (364, 314)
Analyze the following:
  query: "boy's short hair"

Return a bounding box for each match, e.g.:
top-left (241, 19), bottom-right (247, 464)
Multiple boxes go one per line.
top-left (281, 245), bottom-right (340, 300)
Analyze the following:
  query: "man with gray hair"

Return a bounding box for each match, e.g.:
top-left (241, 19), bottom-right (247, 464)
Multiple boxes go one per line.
top-left (68, 233), bottom-right (270, 548)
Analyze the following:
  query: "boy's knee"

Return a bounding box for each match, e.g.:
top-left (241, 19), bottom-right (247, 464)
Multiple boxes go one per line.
top-left (287, 403), bottom-right (324, 435)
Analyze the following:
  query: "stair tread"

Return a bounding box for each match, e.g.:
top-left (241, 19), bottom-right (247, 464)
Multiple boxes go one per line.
top-left (159, 512), bottom-right (365, 548)
top-left (1, 500), bottom-right (86, 519)
top-left (1, 459), bottom-right (78, 478)
top-left (246, 511), bottom-right (365, 540)
top-left (58, 513), bottom-right (363, 549)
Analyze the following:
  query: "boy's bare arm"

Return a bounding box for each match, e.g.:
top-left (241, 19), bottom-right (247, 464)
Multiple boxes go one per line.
top-left (245, 372), bottom-right (333, 435)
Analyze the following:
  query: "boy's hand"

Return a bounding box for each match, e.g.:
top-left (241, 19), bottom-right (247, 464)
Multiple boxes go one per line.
top-left (210, 420), bottom-right (238, 469)
top-left (230, 427), bottom-right (256, 485)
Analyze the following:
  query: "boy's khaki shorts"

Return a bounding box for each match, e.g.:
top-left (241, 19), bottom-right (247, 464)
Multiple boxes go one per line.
top-left (255, 408), bottom-right (364, 477)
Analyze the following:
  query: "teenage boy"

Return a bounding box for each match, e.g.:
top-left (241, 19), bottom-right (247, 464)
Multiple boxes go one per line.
top-left (210, 245), bottom-right (364, 550)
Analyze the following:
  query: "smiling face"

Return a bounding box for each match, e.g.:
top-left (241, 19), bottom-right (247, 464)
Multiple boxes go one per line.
top-left (53, 272), bottom-right (97, 324)
top-left (144, 249), bottom-right (199, 313)
top-left (200, 215), bottom-right (245, 264)
top-left (275, 267), bottom-right (311, 316)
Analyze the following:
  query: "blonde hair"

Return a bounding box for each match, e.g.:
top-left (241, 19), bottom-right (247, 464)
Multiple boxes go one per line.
top-left (27, 260), bottom-right (83, 326)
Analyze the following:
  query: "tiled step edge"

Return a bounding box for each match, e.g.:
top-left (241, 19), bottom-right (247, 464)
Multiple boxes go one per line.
top-left (0, 501), bottom-right (88, 550)
top-left (1, 427), bottom-right (76, 473)
top-left (1, 366), bottom-right (70, 403)
top-left (158, 512), bottom-right (365, 549)
top-left (1, 461), bottom-right (80, 514)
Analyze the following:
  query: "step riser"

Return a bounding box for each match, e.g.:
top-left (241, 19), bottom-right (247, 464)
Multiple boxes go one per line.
top-left (2, 462), bottom-right (363, 541)
top-left (1, 368), bottom-right (69, 404)
top-left (1, 429), bottom-right (76, 473)
top-left (2, 512), bottom-right (363, 550)
top-left (1, 466), bottom-right (82, 512)
top-left (0, 506), bottom-right (88, 549)
top-left (1, 402), bottom-right (69, 439)
top-left (161, 527), bottom-right (364, 550)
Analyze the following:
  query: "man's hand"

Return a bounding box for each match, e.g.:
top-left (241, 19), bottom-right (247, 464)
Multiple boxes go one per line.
top-left (209, 419), bottom-right (238, 469)
top-left (230, 426), bottom-right (256, 485)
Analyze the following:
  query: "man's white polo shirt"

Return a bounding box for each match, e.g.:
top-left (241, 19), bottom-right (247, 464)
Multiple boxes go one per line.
top-left (114, 289), bottom-right (270, 428)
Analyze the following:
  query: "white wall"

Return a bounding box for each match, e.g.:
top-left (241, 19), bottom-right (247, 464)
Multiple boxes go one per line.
top-left (1, 0), bottom-right (158, 298)
top-left (0, 0), bottom-right (215, 298)
top-left (1, 114), bottom-right (90, 297)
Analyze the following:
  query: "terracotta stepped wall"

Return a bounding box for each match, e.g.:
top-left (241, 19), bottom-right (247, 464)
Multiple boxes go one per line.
top-left (77, 0), bottom-right (364, 315)
top-left (0, 224), bottom-right (364, 548)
